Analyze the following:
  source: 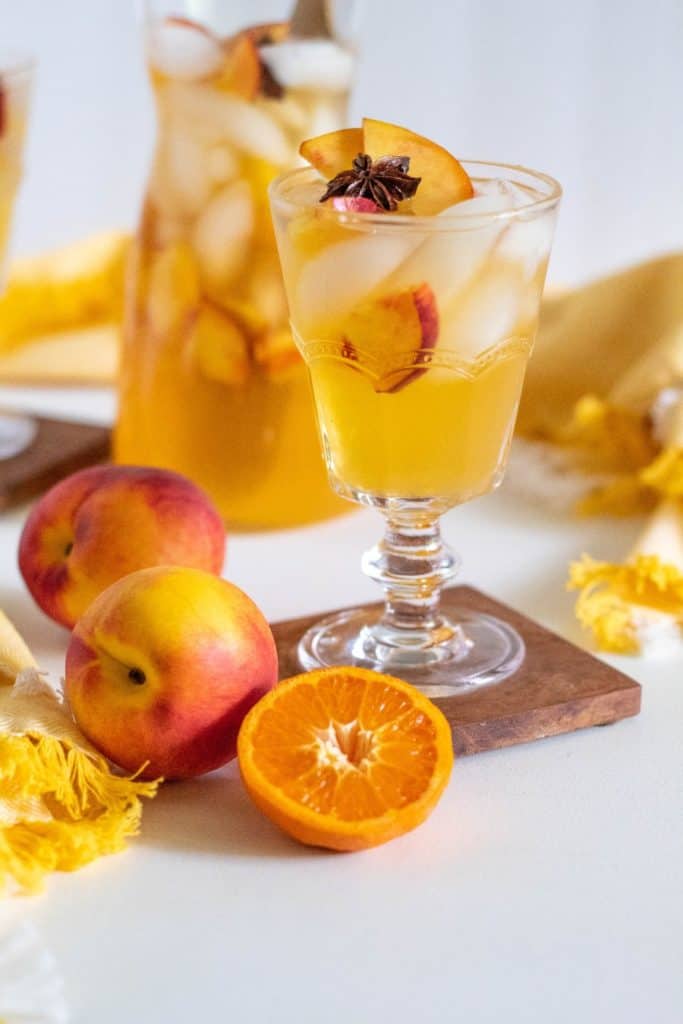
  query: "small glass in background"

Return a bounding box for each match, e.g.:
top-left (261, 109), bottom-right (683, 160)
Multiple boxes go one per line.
top-left (0, 55), bottom-right (36, 460)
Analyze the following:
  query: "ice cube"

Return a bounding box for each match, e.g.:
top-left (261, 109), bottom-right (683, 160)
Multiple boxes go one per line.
top-left (259, 41), bottom-right (354, 92)
top-left (147, 18), bottom-right (225, 80)
top-left (265, 95), bottom-right (309, 136)
top-left (163, 82), bottom-right (291, 165)
top-left (439, 266), bottom-right (525, 361)
top-left (295, 234), bottom-right (418, 333)
top-left (496, 211), bottom-right (556, 282)
top-left (192, 180), bottom-right (254, 287)
top-left (150, 128), bottom-right (213, 218)
top-left (206, 144), bottom-right (239, 185)
top-left (389, 193), bottom-right (515, 308)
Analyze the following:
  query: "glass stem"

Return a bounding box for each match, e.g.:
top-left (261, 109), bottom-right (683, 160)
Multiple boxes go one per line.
top-left (362, 515), bottom-right (460, 646)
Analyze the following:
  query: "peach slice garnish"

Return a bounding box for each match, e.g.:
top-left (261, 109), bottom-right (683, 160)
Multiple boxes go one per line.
top-left (299, 128), bottom-right (364, 179)
top-left (341, 283), bottom-right (439, 393)
top-left (362, 118), bottom-right (473, 215)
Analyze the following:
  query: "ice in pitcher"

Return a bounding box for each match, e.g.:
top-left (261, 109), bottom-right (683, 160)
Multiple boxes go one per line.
top-left (116, 15), bottom-right (355, 527)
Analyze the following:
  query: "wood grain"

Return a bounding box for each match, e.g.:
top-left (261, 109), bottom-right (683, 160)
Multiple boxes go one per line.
top-left (0, 415), bottom-right (110, 510)
top-left (271, 586), bottom-right (641, 755)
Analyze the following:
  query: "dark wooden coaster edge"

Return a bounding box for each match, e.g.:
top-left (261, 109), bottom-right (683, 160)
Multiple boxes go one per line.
top-left (269, 585), bottom-right (642, 757)
top-left (0, 415), bottom-right (111, 510)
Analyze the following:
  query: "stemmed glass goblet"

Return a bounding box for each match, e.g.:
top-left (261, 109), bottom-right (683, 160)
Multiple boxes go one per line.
top-left (270, 160), bottom-right (561, 695)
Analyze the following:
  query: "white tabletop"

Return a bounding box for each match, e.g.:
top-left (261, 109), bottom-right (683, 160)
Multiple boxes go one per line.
top-left (1, 387), bottom-right (680, 1023)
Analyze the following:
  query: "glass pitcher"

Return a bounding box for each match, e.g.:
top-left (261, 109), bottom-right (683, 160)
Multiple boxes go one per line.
top-left (116, 1), bottom-right (361, 527)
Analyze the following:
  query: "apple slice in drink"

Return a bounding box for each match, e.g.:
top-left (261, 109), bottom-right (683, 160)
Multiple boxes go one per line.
top-left (339, 283), bottom-right (439, 393)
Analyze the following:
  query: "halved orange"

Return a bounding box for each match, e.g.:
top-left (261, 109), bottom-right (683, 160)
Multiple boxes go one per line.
top-left (237, 667), bottom-right (454, 851)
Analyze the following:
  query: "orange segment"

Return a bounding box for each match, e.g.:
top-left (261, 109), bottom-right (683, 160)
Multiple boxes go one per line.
top-left (237, 667), bottom-right (454, 851)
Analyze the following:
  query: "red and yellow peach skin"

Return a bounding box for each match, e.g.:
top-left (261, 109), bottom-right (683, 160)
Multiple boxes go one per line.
top-left (19, 465), bottom-right (226, 628)
top-left (64, 565), bottom-right (278, 779)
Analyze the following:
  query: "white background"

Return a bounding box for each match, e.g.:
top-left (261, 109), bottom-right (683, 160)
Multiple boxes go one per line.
top-left (4, 0), bottom-right (683, 283)
top-left (1, 3), bottom-right (682, 1023)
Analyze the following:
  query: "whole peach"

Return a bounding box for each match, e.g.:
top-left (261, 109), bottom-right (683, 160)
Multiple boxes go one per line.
top-left (19, 465), bottom-right (225, 628)
top-left (64, 566), bottom-right (278, 779)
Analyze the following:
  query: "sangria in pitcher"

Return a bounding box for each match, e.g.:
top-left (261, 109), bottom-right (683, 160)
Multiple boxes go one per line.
top-left (116, 2), bottom-right (360, 527)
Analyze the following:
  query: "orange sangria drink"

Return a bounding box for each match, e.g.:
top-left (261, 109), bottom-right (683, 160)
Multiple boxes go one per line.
top-left (116, 4), bottom-right (360, 527)
top-left (271, 119), bottom-right (561, 691)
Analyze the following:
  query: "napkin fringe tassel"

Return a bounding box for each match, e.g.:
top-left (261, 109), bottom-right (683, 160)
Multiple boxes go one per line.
top-left (567, 553), bottom-right (683, 653)
top-left (0, 731), bottom-right (158, 893)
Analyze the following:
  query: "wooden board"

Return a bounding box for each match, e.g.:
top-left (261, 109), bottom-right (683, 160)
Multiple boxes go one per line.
top-left (0, 415), bottom-right (110, 510)
top-left (271, 586), bottom-right (641, 755)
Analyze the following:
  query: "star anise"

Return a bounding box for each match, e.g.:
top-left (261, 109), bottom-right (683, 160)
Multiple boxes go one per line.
top-left (320, 153), bottom-right (421, 211)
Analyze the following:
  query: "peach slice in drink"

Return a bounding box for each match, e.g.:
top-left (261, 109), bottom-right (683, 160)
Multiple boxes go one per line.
top-left (339, 283), bottom-right (440, 393)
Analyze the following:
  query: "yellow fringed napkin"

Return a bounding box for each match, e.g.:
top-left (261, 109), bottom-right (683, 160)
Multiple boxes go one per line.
top-left (0, 610), bottom-right (158, 894)
top-left (517, 252), bottom-right (683, 653)
top-left (0, 231), bottom-right (127, 385)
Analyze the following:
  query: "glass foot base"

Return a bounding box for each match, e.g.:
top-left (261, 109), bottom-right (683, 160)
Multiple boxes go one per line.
top-left (298, 607), bottom-right (525, 697)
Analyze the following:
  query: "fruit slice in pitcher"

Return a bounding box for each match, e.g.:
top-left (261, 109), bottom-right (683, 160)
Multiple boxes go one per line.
top-left (193, 304), bottom-right (250, 386)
